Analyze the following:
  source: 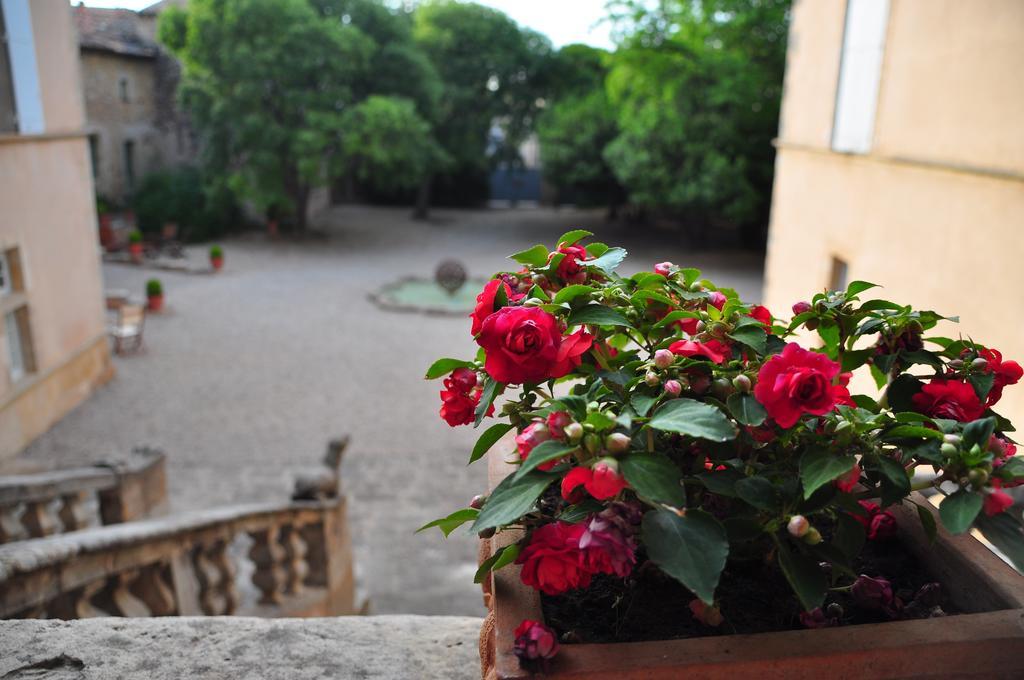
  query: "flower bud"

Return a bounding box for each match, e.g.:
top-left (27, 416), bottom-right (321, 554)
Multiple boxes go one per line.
top-left (710, 321), bottom-right (730, 339)
top-left (792, 301), bottom-right (812, 315)
top-left (470, 494), bottom-right (487, 510)
top-left (653, 349), bottom-right (674, 369)
top-left (787, 515), bottom-right (810, 538)
top-left (689, 281), bottom-right (703, 293)
top-left (825, 602), bottom-right (844, 620)
top-left (694, 320), bottom-right (706, 333)
top-left (663, 379), bottom-right (682, 397)
top-left (689, 374), bottom-right (711, 395)
top-left (583, 433), bottom-right (602, 455)
top-left (605, 432), bottom-right (631, 455)
top-left (522, 297), bottom-right (544, 307)
top-left (906, 320), bottom-right (923, 335)
top-left (852, 574), bottom-right (896, 615)
top-left (968, 468), bottom-right (989, 488)
top-left (971, 357), bottom-right (989, 371)
top-left (943, 433), bottom-right (961, 445)
top-left (645, 371), bottom-right (661, 387)
top-left (513, 620), bottom-right (559, 663)
top-left (969, 443), bottom-right (983, 457)
top-left (478, 527), bottom-right (496, 539)
top-left (803, 527), bottom-right (823, 545)
top-left (940, 442), bottom-right (958, 457)
top-left (564, 422), bottom-right (583, 443)
top-left (653, 261), bottom-right (674, 277)
top-left (707, 291), bottom-right (727, 310)
top-left (948, 358), bottom-right (964, 370)
top-left (805, 318), bottom-right (819, 330)
top-left (710, 378), bottom-right (734, 400)
top-left (732, 374), bottom-right (752, 393)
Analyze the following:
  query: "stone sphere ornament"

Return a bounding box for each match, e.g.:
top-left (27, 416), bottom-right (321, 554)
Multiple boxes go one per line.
top-left (435, 259), bottom-right (467, 296)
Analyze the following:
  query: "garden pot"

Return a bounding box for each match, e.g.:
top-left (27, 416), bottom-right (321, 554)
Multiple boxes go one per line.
top-left (129, 242), bottom-right (144, 264)
top-left (211, 256), bottom-right (224, 271)
top-left (147, 294), bottom-right (163, 312)
top-left (98, 214), bottom-right (115, 250)
top-left (267, 219), bottom-right (279, 238)
top-left (479, 451), bottom-right (1024, 680)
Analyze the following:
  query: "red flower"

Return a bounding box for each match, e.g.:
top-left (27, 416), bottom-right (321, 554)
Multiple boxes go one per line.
top-left (852, 501), bottom-right (897, 540)
top-left (445, 367), bottom-right (477, 394)
top-left (438, 368), bottom-right (488, 426)
top-left (546, 411), bottom-right (572, 439)
top-left (513, 620), bottom-right (559, 662)
top-left (516, 522), bottom-right (591, 595)
top-left (835, 462), bottom-right (861, 493)
top-left (517, 422), bottom-right (560, 471)
top-left (550, 328), bottom-right (594, 378)
top-left (561, 462), bottom-right (627, 501)
top-left (911, 380), bottom-right (984, 422)
top-left (707, 291), bottom-right (727, 310)
top-left (753, 343), bottom-right (844, 428)
top-left (748, 305), bottom-right (772, 330)
top-left (470, 279), bottom-right (513, 336)
top-left (980, 348), bottom-right (1023, 407)
top-left (476, 306), bottom-right (563, 385)
top-left (675, 316), bottom-right (700, 334)
top-left (579, 516), bottom-right (636, 578)
top-left (984, 489), bottom-right (1013, 516)
top-left (669, 339), bottom-right (731, 364)
top-left (653, 261), bottom-right (673, 276)
top-left (834, 371), bottom-right (856, 407)
top-left (555, 244), bottom-right (589, 285)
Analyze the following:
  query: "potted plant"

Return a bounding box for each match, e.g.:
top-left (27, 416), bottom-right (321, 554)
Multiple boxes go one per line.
top-left (209, 244), bottom-right (224, 271)
top-left (421, 232), bottom-right (1024, 678)
top-left (128, 229), bottom-right (144, 264)
top-left (145, 278), bottom-right (163, 312)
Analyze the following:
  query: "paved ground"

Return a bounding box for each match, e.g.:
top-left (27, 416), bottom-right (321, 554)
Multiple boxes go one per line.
top-left (14, 205), bottom-right (763, 616)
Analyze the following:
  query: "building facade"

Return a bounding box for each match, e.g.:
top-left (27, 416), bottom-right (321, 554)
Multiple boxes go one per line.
top-left (0, 0), bottom-right (112, 462)
top-left (74, 2), bottom-right (195, 205)
top-left (763, 0), bottom-right (1024, 424)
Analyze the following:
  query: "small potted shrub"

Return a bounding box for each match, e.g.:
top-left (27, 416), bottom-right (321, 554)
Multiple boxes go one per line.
top-left (128, 230), bottom-right (144, 264)
top-left (209, 244), bottom-right (224, 271)
top-left (145, 278), bottom-right (163, 312)
top-left (422, 231), bottom-right (1024, 677)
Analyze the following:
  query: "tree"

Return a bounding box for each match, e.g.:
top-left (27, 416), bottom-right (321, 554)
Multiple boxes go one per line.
top-left (159, 0), bottom-right (374, 232)
top-left (604, 0), bottom-right (791, 247)
top-left (536, 44), bottom-right (624, 212)
top-left (412, 1), bottom-right (551, 216)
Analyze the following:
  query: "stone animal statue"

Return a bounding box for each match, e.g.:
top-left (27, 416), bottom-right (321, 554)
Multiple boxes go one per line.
top-left (292, 437), bottom-right (349, 500)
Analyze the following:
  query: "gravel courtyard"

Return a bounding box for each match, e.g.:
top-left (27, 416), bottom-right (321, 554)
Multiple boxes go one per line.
top-left (15, 205), bottom-right (763, 616)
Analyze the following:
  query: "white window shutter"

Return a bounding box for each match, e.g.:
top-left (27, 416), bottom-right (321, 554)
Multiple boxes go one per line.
top-left (831, 0), bottom-right (889, 154)
top-left (1, 0), bottom-right (44, 134)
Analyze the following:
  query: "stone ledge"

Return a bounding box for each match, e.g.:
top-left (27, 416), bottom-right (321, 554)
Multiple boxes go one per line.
top-left (0, 615), bottom-right (483, 679)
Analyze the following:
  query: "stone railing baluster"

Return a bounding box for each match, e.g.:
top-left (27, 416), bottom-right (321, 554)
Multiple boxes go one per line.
top-left (20, 500), bottom-right (58, 538)
top-left (300, 521), bottom-right (327, 587)
top-left (193, 543), bottom-right (226, 615)
top-left (248, 526), bottom-right (286, 605)
top-left (108, 570), bottom-right (151, 617)
top-left (58, 491), bottom-right (94, 532)
top-left (0, 505), bottom-right (27, 544)
top-left (209, 539), bottom-right (239, 615)
top-left (281, 524), bottom-right (308, 595)
top-left (132, 562), bottom-right (177, 616)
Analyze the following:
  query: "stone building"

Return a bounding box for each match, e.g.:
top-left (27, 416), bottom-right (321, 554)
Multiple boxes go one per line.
top-left (74, 1), bottom-right (195, 205)
top-left (0, 0), bottom-right (112, 462)
top-left (763, 0), bottom-right (1024, 424)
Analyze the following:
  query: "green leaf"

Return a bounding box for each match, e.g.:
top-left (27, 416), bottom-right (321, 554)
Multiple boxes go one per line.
top-left (833, 511), bottom-right (866, 559)
top-left (566, 304), bottom-right (632, 328)
top-left (969, 372), bottom-right (995, 402)
top-left (630, 393), bottom-right (657, 418)
top-left (425, 358), bottom-right (475, 380)
top-left (642, 509), bottom-right (729, 605)
top-left (472, 470), bottom-right (558, 532)
top-left (845, 280), bottom-right (879, 299)
top-left (974, 509), bottom-right (1024, 573)
top-left (728, 326), bottom-right (767, 355)
top-left (584, 411), bottom-right (617, 431)
top-left (886, 374), bottom-right (923, 413)
top-left (939, 489), bottom-right (983, 534)
top-left (468, 423), bottom-right (514, 465)
top-left (876, 456), bottom-right (912, 506)
top-left (620, 454), bottom-right (686, 506)
top-left (586, 247), bottom-right (627, 275)
top-left (586, 242), bottom-right (609, 258)
top-left (883, 425), bottom-right (943, 441)
top-left (648, 399), bottom-right (737, 442)
top-left (515, 441), bottom-right (577, 479)
top-left (697, 468), bottom-right (743, 497)
top-left (653, 310), bottom-right (699, 329)
top-left (416, 508), bottom-right (479, 537)
top-left (818, 323), bottom-right (840, 358)
top-left (474, 543), bottom-right (521, 584)
top-left (474, 378), bottom-right (503, 427)
top-left (553, 284), bottom-right (595, 305)
top-left (510, 244), bottom-right (549, 267)
top-left (735, 476), bottom-right (779, 511)
top-left (914, 501), bottom-right (938, 545)
top-left (777, 540), bottom-right (828, 611)
top-left (841, 349), bottom-right (873, 373)
top-left (726, 393), bottom-right (767, 426)
top-left (559, 500), bottom-right (603, 523)
top-left (557, 229), bottom-right (593, 246)
top-left (962, 417), bottom-right (997, 450)
top-left (679, 268), bottom-right (701, 286)
top-left (799, 448), bottom-right (856, 499)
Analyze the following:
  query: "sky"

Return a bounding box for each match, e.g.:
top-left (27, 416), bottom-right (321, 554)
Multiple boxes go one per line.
top-left (77, 0), bottom-right (616, 49)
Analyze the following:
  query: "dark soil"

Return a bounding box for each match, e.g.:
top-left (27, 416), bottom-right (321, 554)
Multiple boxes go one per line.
top-left (541, 536), bottom-right (959, 644)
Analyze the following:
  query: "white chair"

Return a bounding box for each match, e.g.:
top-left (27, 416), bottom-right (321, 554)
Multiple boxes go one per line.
top-left (109, 304), bottom-right (145, 354)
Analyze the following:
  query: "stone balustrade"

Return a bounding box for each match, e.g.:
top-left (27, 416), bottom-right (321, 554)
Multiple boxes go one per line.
top-left (0, 497), bottom-right (357, 619)
top-left (0, 448), bottom-right (167, 544)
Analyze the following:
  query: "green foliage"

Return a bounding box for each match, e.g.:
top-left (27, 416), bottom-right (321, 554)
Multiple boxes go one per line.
top-left (642, 509), bottom-right (729, 605)
top-left (132, 167), bottom-right (241, 242)
top-left (209, 245), bottom-right (223, 259)
top-left (146, 278), bottom-right (163, 297)
top-left (128, 230), bottom-right (142, 244)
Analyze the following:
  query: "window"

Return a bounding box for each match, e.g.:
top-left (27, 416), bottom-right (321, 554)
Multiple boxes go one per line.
top-left (831, 0), bottom-right (890, 154)
top-left (118, 76), bottom-right (129, 103)
top-left (123, 140), bottom-right (135, 191)
top-left (88, 133), bottom-right (100, 179)
top-left (0, 247), bottom-right (22, 296)
top-left (0, 5), bottom-right (16, 132)
top-left (0, 0), bottom-right (44, 134)
top-left (0, 250), bottom-right (8, 296)
top-left (829, 256), bottom-right (849, 292)
top-left (4, 307), bottom-right (31, 383)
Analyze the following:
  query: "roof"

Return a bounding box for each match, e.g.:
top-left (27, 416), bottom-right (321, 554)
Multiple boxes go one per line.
top-left (140, 0), bottom-right (188, 17)
top-left (73, 5), bottom-right (159, 59)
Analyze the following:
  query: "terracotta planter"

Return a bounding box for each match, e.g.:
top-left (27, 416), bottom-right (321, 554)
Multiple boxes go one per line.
top-left (98, 214), bottom-right (115, 250)
top-left (267, 219), bottom-right (279, 238)
top-left (479, 452), bottom-right (1024, 679)
top-left (211, 256), bottom-right (224, 271)
top-left (147, 294), bottom-right (163, 312)
top-left (129, 242), bottom-right (144, 264)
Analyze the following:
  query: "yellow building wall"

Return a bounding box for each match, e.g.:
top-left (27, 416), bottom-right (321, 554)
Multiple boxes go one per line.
top-left (764, 0), bottom-right (1024, 426)
top-left (0, 0), bottom-right (111, 462)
